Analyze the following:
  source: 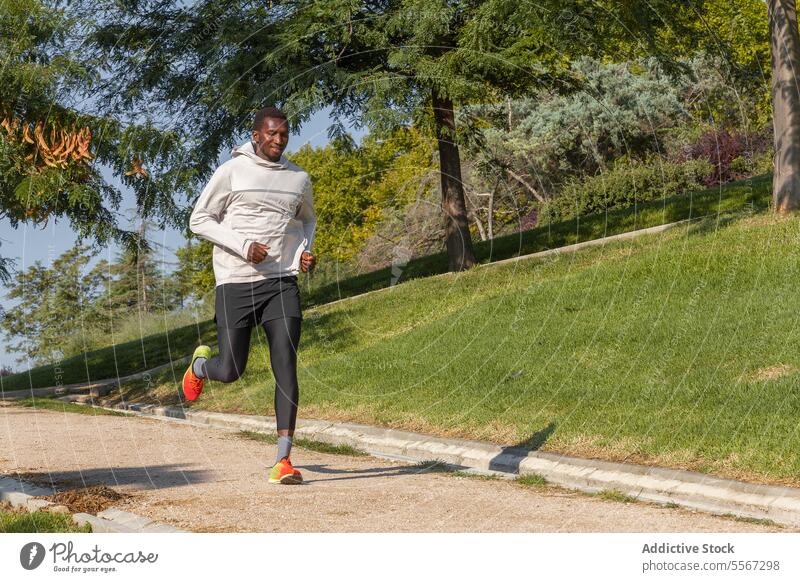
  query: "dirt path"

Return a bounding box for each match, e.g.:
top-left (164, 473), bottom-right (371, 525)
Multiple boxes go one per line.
top-left (0, 403), bottom-right (789, 533)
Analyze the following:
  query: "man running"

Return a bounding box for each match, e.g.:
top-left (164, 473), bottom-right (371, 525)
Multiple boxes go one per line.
top-left (182, 106), bottom-right (316, 485)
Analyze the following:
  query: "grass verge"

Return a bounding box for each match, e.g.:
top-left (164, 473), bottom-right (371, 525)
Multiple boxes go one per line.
top-left (515, 474), bottom-right (549, 488)
top-left (12, 398), bottom-right (130, 417)
top-left (0, 504), bottom-right (91, 533)
top-left (237, 430), bottom-right (368, 457)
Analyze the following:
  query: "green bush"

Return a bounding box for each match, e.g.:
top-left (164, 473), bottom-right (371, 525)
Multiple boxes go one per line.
top-left (751, 149), bottom-right (775, 176)
top-left (546, 157), bottom-right (714, 221)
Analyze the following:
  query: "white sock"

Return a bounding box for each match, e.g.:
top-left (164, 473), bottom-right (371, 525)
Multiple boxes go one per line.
top-left (276, 436), bottom-right (293, 462)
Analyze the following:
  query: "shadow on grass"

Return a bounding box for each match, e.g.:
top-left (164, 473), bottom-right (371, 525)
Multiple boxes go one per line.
top-left (304, 173), bottom-right (772, 308)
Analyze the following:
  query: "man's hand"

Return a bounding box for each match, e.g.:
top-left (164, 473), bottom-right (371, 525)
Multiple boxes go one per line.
top-left (247, 241), bottom-right (269, 263)
top-left (300, 251), bottom-right (316, 273)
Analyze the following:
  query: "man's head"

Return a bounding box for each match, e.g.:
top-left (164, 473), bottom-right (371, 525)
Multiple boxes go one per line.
top-left (252, 106), bottom-right (289, 163)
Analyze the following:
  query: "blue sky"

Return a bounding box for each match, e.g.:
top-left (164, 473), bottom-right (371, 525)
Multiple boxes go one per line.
top-left (0, 106), bottom-right (366, 370)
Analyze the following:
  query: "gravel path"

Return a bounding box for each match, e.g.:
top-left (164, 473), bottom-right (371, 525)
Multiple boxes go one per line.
top-left (0, 403), bottom-right (789, 533)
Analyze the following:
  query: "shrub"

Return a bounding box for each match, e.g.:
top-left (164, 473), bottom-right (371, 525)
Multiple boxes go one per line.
top-left (545, 157), bottom-right (714, 221)
top-left (679, 127), bottom-right (773, 186)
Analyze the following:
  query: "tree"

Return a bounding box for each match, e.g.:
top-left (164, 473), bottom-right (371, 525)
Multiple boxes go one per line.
top-left (289, 127), bottom-right (436, 261)
top-left (462, 57), bottom-right (692, 211)
top-left (687, 0), bottom-right (800, 210)
top-left (691, 1), bottom-right (770, 126)
top-left (82, 0), bottom-right (676, 272)
top-left (0, 0), bottom-right (198, 282)
top-left (767, 0), bottom-right (800, 212)
top-left (1, 246), bottom-right (96, 364)
top-left (105, 215), bottom-right (178, 316)
top-left (174, 237), bottom-right (215, 305)
top-left (84, 0), bottom-right (708, 273)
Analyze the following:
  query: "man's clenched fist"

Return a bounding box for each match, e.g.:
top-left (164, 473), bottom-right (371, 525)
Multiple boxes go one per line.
top-left (248, 241), bottom-right (270, 263)
top-left (300, 251), bottom-right (316, 273)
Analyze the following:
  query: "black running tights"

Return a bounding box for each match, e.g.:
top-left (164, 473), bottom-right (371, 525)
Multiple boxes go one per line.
top-left (203, 317), bottom-right (302, 432)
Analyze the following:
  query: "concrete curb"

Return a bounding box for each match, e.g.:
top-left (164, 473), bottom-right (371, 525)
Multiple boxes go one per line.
top-left (64, 400), bottom-right (800, 528)
top-left (0, 356), bottom-right (191, 401)
top-left (0, 475), bottom-right (184, 533)
top-left (485, 218), bottom-right (694, 268)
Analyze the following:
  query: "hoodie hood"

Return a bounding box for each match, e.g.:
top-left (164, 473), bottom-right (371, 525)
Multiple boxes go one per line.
top-left (231, 141), bottom-right (289, 169)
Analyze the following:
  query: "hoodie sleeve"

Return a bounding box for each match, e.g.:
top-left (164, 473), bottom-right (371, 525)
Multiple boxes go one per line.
top-left (189, 164), bottom-right (252, 260)
top-left (296, 177), bottom-right (317, 253)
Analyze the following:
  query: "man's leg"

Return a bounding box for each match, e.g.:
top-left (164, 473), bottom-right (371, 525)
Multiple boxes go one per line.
top-left (196, 326), bottom-right (252, 383)
top-left (262, 317), bottom-right (302, 461)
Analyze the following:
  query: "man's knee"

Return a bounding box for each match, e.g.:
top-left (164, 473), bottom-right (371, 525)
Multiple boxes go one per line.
top-left (216, 363), bottom-right (245, 383)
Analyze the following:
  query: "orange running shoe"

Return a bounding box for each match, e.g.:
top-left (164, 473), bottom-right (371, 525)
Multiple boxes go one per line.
top-left (269, 456), bottom-right (303, 484)
top-left (182, 345), bottom-right (211, 401)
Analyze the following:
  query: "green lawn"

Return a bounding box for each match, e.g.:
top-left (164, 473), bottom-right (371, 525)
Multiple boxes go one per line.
top-left (0, 507), bottom-right (91, 533)
top-left (128, 200), bottom-right (800, 486)
top-left (1, 319), bottom-right (217, 392)
top-left (304, 173), bottom-right (772, 307)
top-left (2, 173), bottom-right (771, 392)
top-left (13, 398), bottom-right (130, 417)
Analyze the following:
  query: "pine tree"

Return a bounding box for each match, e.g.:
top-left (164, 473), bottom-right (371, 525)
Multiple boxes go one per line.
top-left (106, 215), bottom-right (177, 316)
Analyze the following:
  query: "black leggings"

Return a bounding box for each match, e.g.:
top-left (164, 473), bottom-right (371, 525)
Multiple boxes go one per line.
top-left (203, 317), bottom-right (302, 431)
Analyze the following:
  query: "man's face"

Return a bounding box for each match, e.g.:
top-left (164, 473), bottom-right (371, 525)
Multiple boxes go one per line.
top-left (252, 116), bottom-right (289, 162)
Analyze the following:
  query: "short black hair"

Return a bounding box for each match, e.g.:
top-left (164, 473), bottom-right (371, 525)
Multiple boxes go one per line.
top-left (253, 106), bottom-right (288, 131)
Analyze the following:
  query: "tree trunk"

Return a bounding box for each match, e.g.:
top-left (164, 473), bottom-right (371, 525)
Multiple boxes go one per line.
top-left (137, 220), bottom-right (148, 313)
top-left (769, 0), bottom-right (800, 212)
top-left (431, 89), bottom-right (477, 271)
top-left (487, 184), bottom-right (495, 240)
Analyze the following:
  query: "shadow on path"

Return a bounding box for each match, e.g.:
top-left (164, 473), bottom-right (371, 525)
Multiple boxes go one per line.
top-left (300, 462), bottom-right (460, 484)
top-left (8, 463), bottom-right (214, 493)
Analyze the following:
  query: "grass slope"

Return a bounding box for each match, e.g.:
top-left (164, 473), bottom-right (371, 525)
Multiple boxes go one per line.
top-left (126, 200), bottom-right (800, 486)
top-left (305, 173), bottom-right (772, 306)
top-left (2, 173), bottom-right (771, 392)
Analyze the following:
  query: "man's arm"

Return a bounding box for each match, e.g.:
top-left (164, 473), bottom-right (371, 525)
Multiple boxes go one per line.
top-left (296, 178), bottom-right (317, 253)
top-left (189, 165), bottom-right (252, 259)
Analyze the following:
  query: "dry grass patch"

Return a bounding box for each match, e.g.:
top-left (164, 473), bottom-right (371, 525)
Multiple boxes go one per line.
top-left (35, 485), bottom-right (131, 514)
top-left (745, 364), bottom-right (799, 383)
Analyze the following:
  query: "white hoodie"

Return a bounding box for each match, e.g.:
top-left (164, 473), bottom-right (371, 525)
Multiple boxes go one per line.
top-left (189, 141), bottom-right (316, 286)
